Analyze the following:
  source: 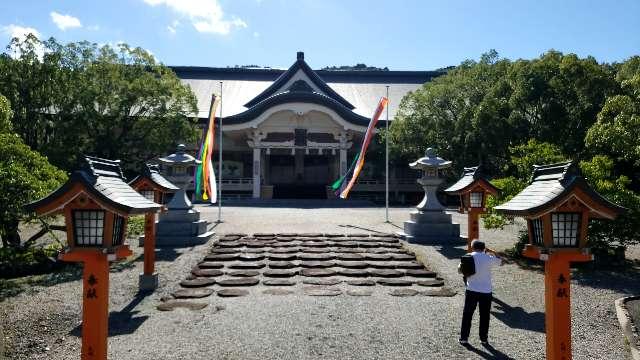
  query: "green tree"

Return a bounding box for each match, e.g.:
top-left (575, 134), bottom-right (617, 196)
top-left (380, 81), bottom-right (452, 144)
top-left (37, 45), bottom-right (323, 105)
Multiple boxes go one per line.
top-left (0, 133), bottom-right (67, 247)
top-left (389, 50), bottom-right (517, 175)
top-left (507, 51), bottom-right (618, 157)
top-left (580, 155), bottom-right (640, 247)
top-left (0, 36), bottom-right (198, 173)
top-left (506, 139), bottom-right (568, 179)
top-left (483, 140), bottom-right (567, 228)
top-left (0, 94), bottom-right (12, 133)
top-left (585, 56), bottom-right (640, 167)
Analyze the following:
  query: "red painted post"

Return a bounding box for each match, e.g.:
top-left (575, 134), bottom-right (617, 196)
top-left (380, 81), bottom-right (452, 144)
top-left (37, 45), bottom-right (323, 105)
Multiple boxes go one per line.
top-left (143, 212), bottom-right (156, 275)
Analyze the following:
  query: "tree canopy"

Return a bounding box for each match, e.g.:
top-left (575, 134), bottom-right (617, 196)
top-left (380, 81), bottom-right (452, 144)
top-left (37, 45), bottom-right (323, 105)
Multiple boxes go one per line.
top-left (390, 50), bottom-right (640, 247)
top-left (0, 35), bottom-right (199, 174)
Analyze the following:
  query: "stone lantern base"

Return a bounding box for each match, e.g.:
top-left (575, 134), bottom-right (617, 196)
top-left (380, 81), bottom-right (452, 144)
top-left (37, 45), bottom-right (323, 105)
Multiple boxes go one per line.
top-left (400, 210), bottom-right (461, 243)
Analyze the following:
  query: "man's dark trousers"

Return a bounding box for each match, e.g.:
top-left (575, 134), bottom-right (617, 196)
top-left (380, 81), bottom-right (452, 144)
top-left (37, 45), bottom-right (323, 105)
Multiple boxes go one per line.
top-left (460, 289), bottom-right (492, 341)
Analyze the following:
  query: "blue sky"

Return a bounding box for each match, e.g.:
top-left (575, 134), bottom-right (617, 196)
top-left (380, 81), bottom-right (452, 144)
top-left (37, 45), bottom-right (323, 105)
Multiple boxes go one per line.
top-left (1, 0), bottom-right (639, 70)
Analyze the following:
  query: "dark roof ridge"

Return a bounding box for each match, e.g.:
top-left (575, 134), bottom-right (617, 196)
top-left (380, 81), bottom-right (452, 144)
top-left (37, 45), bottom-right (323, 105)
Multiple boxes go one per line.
top-left (243, 55), bottom-right (355, 109)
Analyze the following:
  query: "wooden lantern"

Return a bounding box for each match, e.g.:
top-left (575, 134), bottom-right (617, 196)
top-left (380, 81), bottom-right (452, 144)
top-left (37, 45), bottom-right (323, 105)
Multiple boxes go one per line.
top-left (129, 163), bottom-right (179, 291)
top-left (25, 156), bottom-right (160, 360)
top-left (444, 166), bottom-right (499, 251)
top-left (495, 161), bottom-right (625, 360)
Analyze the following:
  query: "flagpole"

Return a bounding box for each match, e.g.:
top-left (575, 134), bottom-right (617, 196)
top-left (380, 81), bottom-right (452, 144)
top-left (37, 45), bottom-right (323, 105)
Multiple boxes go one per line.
top-left (385, 85), bottom-right (390, 223)
top-left (217, 81), bottom-right (223, 223)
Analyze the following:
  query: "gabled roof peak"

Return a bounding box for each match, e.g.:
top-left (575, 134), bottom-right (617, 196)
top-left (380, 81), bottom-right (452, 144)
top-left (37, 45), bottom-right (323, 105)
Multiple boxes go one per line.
top-left (243, 52), bottom-right (355, 110)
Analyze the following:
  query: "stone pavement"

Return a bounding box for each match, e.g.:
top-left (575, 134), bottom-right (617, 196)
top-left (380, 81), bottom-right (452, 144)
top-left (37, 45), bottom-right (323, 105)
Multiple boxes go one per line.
top-left (165, 232), bottom-right (454, 304)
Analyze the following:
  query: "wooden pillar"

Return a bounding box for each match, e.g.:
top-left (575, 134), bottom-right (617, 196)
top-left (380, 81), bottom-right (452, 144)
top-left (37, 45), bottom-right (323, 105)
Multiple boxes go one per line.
top-left (59, 251), bottom-right (110, 360)
top-left (252, 147), bottom-right (261, 198)
top-left (467, 208), bottom-right (481, 252)
top-left (544, 254), bottom-right (572, 360)
top-left (143, 212), bottom-right (156, 275)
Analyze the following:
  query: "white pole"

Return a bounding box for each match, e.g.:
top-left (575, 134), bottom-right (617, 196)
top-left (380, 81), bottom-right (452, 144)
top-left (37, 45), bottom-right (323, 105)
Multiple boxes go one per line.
top-left (218, 82), bottom-right (223, 222)
top-left (385, 85), bottom-right (390, 223)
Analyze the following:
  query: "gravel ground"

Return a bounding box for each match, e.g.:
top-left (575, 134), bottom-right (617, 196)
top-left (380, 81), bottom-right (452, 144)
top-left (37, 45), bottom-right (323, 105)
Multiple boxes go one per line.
top-left (1, 203), bottom-right (638, 359)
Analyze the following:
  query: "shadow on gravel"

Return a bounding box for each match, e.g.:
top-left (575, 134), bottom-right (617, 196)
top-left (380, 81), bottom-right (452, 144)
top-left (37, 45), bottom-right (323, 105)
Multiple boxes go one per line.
top-left (462, 342), bottom-right (516, 359)
top-left (432, 244), bottom-right (468, 260)
top-left (70, 292), bottom-right (149, 338)
top-left (491, 297), bottom-right (544, 333)
top-left (572, 267), bottom-right (640, 296)
top-left (0, 265), bottom-right (81, 301)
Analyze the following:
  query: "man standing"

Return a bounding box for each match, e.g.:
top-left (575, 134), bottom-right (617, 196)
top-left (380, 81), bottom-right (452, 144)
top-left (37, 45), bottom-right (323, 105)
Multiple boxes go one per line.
top-left (459, 239), bottom-right (503, 346)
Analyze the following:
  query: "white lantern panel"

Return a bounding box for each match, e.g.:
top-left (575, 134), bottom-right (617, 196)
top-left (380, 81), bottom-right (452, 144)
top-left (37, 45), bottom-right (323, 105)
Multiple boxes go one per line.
top-left (470, 192), bottom-right (484, 208)
top-left (73, 210), bottom-right (105, 246)
top-left (551, 212), bottom-right (581, 247)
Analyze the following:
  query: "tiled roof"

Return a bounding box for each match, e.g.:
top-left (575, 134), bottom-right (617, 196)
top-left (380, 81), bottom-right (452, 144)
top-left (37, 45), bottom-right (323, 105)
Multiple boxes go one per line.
top-left (26, 156), bottom-right (161, 215)
top-left (130, 164), bottom-right (179, 192)
top-left (495, 162), bottom-right (625, 218)
top-left (171, 57), bottom-right (443, 121)
top-left (444, 166), bottom-right (498, 194)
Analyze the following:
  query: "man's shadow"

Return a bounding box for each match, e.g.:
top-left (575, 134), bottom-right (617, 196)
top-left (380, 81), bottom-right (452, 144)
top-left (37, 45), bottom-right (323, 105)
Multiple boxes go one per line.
top-left (461, 342), bottom-right (516, 360)
top-left (491, 297), bottom-right (545, 333)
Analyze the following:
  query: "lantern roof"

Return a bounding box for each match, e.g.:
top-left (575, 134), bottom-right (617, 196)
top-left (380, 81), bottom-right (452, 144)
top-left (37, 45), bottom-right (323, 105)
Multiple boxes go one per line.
top-left (26, 156), bottom-right (161, 216)
top-left (158, 144), bottom-right (201, 166)
top-left (444, 165), bottom-right (499, 195)
top-left (129, 164), bottom-right (179, 192)
top-left (409, 148), bottom-right (452, 170)
top-left (495, 161), bottom-right (625, 219)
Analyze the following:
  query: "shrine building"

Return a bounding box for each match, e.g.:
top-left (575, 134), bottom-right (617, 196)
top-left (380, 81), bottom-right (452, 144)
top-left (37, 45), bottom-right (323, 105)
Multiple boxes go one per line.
top-left (170, 52), bottom-right (443, 201)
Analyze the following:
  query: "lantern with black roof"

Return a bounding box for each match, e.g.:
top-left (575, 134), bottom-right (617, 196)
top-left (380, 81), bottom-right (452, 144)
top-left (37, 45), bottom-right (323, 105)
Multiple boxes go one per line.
top-left (129, 163), bottom-right (179, 291)
top-left (444, 166), bottom-right (499, 251)
top-left (495, 161), bottom-right (625, 360)
top-left (25, 156), bottom-right (161, 360)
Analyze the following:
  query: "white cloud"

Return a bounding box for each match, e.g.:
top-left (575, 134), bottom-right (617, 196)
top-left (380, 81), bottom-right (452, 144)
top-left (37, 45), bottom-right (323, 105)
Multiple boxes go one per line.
top-left (142, 0), bottom-right (247, 35)
top-left (50, 11), bottom-right (82, 31)
top-left (253, 31), bottom-right (260, 38)
top-left (167, 25), bottom-right (176, 34)
top-left (2, 24), bottom-right (40, 40)
top-left (87, 25), bottom-right (100, 31)
top-left (1, 24), bottom-right (43, 58)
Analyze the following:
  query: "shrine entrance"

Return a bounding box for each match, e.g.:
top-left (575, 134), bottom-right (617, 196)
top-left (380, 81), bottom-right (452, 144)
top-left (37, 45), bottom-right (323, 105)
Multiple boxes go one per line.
top-left (269, 152), bottom-right (333, 199)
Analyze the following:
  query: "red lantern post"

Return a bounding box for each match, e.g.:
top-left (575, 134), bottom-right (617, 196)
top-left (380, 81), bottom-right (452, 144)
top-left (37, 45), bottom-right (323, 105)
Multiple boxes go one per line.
top-left (25, 156), bottom-right (160, 360)
top-left (444, 166), bottom-right (499, 251)
top-left (129, 164), bottom-right (178, 291)
top-left (496, 162), bottom-right (625, 360)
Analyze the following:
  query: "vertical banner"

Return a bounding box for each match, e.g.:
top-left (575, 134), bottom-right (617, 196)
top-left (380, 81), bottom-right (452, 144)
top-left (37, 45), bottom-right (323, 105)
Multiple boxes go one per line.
top-left (195, 94), bottom-right (220, 203)
top-left (334, 97), bottom-right (389, 199)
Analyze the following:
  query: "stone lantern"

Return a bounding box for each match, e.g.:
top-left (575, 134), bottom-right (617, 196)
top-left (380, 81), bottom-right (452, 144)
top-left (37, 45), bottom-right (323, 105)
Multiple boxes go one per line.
top-left (444, 165), bottom-right (499, 251)
top-left (401, 148), bottom-right (460, 243)
top-left (158, 144), bottom-right (200, 209)
top-left (25, 156), bottom-right (160, 360)
top-left (496, 161), bottom-right (625, 360)
top-left (155, 144), bottom-right (214, 246)
top-left (129, 164), bottom-right (179, 291)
